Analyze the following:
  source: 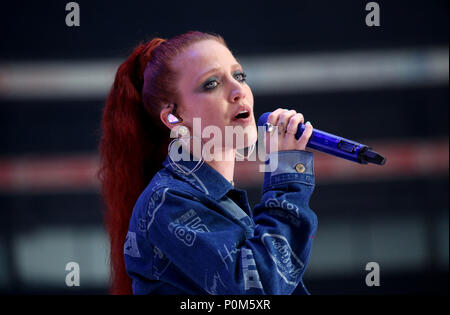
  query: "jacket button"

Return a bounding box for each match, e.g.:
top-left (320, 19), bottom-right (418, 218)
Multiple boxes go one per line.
top-left (295, 163), bottom-right (305, 173)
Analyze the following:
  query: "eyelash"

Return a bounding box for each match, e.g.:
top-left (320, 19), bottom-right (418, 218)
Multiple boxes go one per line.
top-left (203, 71), bottom-right (247, 90)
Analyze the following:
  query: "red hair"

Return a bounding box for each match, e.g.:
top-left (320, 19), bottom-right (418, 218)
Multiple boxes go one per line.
top-left (97, 31), bottom-right (226, 294)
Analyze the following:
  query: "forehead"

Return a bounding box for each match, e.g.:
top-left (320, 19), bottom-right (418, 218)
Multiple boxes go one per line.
top-left (172, 40), bottom-right (237, 75)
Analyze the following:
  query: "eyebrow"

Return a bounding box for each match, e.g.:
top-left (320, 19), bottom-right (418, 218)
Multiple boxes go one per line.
top-left (195, 63), bottom-right (242, 84)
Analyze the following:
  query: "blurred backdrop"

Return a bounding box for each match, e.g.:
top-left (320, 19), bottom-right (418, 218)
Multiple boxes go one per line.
top-left (0, 0), bottom-right (448, 294)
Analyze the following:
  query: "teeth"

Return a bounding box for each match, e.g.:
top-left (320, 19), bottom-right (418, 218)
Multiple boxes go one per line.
top-left (234, 109), bottom-right (249, 119)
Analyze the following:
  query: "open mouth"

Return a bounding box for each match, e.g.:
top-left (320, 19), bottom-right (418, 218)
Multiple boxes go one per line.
top-left (233, 110), bottom-right (250, 120)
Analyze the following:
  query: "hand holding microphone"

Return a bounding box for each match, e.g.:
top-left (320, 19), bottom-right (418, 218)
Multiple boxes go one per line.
top-left (263, 108), bottom-right (314, 153)
top-left (259, 109), bottom-right (386, 165)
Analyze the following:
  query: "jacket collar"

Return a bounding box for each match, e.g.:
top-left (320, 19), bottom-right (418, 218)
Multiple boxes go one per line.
top-left (162, 154), bottom-right (234, 200)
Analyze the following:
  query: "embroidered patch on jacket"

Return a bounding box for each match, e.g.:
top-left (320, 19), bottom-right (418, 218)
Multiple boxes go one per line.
top-left (261, 233), bottom-right (304, 286)
top-left (264, 198), bottom-right (300, 218)
top-left (168, 209), bottom-right (210, 246)
top-left (124, 231), bottom-right (141, 258)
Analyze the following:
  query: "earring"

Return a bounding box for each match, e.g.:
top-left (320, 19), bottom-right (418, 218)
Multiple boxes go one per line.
top-left (168, 113), bottom-right (180, 124)
top-left (177, 125), bottom-right (189, 137)
top-left (167, 103), bottom-right (183, 124)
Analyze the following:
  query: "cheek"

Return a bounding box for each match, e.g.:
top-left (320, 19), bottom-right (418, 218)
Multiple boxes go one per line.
top-left (199, 93), bottom-right (226, 110)
top-left (186, 95), bottom-right (223, 122)
top-left (245, 86), bottom-right (254, 106)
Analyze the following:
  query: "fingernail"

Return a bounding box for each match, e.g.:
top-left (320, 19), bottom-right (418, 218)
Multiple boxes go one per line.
top-left (306, 121), bottom-right (312, 126)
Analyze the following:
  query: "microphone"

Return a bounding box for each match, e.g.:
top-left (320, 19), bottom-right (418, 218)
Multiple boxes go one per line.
top-left (257, 112), bottom-right (386, 165)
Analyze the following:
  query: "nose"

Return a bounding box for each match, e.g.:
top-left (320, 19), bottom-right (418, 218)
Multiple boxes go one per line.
top-left (229, 81), bottom-right (246, 103)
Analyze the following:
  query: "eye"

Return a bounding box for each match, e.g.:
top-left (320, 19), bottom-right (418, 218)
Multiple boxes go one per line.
top-left (204, 80), bottom-right (218, 90)
top-left (234, 71), bottom-right (247, 82)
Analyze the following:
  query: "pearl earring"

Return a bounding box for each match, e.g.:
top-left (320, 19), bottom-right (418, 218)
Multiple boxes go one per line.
top-left (177, 125), bottom-right (189, 137)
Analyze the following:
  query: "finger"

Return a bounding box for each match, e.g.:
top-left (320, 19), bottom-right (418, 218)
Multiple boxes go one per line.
top-left (297, 121), bottom-right (313, 150)
top-left (285, 113), bottom-right (304, 137)
top-left (266, 108), bottom-right (287, 126)
top-left (264, 125), bottom-right (280, 153)
top-left (277, 109), bottom-right (296, 135)
top-left (265, 108), bottom-right (286, 137)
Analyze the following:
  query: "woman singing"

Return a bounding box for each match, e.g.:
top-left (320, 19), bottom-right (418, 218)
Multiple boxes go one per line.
top-left (98, 31), bottom-right (316, 295)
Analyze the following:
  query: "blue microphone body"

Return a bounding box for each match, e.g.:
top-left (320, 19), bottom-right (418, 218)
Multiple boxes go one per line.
top-left (257, 112), bottom-right (386, 165)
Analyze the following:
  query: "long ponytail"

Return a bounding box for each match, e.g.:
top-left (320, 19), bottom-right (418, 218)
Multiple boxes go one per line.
top-left (98, 39), bottom-right (169, 295)
top-left (98, 32), bottom-right (227, 294)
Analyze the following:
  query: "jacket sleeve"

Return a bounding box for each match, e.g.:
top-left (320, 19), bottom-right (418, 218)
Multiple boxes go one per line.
top-left (147, 150), bottom-right (317, 295)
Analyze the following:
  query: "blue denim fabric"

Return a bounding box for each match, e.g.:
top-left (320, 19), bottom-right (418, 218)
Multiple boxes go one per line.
top-left (124, 150), bottom-right (318, 295)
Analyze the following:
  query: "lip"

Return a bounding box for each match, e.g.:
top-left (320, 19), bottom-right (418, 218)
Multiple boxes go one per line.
top-left (231, 115), bottom-right (253, 125)
top-left (231, 104), bottom-right (253, 123)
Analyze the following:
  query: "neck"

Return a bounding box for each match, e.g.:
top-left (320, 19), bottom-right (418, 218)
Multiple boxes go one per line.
top-left (182, 138), bottom-right (236, 185)
top-left (203, 147), bottom-right (236, 185)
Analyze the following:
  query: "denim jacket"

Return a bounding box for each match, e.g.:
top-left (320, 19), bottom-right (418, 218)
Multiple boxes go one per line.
top-left (124, 150), bottom-right (318, 295)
